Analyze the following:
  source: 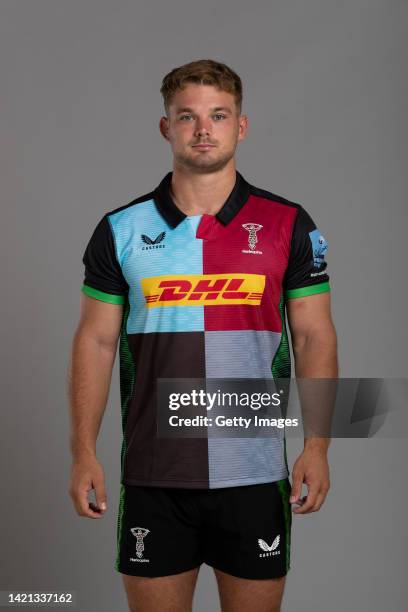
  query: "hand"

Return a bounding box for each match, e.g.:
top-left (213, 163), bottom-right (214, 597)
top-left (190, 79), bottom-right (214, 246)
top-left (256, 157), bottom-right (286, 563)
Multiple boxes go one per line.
top-left (69, 454), bottom-right (108, 519)
top-left (290, 447), bottom-right (330, 514)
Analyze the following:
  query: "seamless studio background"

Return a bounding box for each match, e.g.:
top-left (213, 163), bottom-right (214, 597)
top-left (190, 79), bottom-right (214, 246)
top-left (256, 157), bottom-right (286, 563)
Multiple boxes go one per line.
top-left (1, 1), bottom-right (407, 610)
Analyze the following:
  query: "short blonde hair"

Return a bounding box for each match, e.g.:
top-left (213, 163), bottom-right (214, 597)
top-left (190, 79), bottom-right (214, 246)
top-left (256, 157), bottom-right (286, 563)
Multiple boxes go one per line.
top-left (160, 58), bottom-right (243, 115)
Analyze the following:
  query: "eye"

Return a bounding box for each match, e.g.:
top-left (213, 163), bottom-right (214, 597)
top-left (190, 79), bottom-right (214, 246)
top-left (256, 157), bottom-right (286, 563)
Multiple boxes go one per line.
top-left (213, 114), bottom-right (227, 120)
top-left (179, 114), bottom-right (193, 121)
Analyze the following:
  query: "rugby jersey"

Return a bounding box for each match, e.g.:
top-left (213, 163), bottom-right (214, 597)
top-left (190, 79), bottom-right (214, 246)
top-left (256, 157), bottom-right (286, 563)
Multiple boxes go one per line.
top-left (81, 170), bottom-right (330, 488)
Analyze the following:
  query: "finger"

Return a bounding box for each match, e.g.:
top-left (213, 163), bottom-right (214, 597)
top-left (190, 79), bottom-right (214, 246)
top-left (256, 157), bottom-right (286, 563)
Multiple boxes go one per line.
top-left (291, 494), bottom-right (307, 510)
top-left (293, 499), bottom-right (311, 514)
top-left (311, 490), bottom-right (329, 512)
top-left (290, 472), bottom-right (304, 503)
top-left (308, 483), bottom-right (330, 512)
top-left (88, 501), bottom-right (106, 515)
top-left (71, 491), bottom-right (103, 518)
top-left (309, 492), bottom-right (326, 512)
top-left (297, 491), bottom-right (326, 514)
top-left (293, 486), bottom-right (320, 514)
top-left (93, 477), bottom-right (107, 513)
top-left (77, 485), bottom-right (104, 519)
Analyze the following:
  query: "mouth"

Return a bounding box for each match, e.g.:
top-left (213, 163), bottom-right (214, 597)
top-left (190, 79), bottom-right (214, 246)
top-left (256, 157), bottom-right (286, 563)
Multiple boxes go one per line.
top-left (192, 143), bottom-right (216, 150)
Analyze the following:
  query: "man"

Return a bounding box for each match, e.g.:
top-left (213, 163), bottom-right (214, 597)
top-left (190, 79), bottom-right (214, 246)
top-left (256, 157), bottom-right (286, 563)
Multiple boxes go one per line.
top-left (68, 59), bottom-right (337, 612)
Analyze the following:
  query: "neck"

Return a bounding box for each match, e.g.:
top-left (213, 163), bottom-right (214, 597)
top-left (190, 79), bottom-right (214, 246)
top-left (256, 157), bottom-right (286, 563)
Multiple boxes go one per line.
top-left (169, 161), bottom-right (237, 216)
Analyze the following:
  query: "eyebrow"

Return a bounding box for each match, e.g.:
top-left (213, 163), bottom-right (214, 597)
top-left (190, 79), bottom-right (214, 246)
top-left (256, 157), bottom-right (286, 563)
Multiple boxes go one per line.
top-left (175, 106), bottom-right (233, 114)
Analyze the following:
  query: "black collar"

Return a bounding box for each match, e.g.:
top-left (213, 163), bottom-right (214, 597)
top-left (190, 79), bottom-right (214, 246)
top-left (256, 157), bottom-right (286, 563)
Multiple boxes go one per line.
top-left (153, 170), bottom-right (251, 228)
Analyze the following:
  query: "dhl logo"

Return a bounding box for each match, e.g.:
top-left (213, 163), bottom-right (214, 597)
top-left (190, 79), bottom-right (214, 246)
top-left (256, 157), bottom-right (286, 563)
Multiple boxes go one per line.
top-left (141, 274), bottom-right (265, 307)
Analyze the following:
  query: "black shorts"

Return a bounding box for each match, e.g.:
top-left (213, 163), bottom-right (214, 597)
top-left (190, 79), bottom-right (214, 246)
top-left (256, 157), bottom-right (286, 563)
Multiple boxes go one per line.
top-left (114, 478), bottom-right (292, 580)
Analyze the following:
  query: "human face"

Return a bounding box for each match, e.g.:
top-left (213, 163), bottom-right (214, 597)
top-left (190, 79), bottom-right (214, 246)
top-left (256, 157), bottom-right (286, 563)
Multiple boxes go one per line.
top-left (159, 83), bottom-right (248, 174)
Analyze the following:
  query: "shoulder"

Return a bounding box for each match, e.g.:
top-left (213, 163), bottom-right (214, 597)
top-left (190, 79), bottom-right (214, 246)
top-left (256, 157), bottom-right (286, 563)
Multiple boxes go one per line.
top-left (247, 181), bottom-right (322, 233)
top-left (104, 189), bottom-right (156, 219)
top-left (248, 181), bottom-right (303, 212)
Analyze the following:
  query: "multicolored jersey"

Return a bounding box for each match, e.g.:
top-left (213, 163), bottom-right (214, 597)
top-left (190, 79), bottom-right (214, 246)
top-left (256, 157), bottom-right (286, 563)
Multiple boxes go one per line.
top-left (81, 170), bottom-right (330, 488)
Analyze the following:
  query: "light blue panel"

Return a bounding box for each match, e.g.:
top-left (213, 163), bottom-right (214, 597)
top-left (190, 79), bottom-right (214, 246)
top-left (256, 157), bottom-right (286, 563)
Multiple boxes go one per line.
top-left (208, 438), bottom-right (288, 488)
top-left (108, 200), bottom-right (204, 333)
top-left (186, 214), bottom-right (202, 235)
top-left (204, 329), bottom-right (288, 488)
top-left (205, 330), bottom-right (282, 378)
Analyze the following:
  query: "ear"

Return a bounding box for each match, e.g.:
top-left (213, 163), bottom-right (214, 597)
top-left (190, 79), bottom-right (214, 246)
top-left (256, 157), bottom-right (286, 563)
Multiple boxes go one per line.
top-left (159, 116), bottom-right (170, 141)
top-left (238, 114), bottom-right (248, 142)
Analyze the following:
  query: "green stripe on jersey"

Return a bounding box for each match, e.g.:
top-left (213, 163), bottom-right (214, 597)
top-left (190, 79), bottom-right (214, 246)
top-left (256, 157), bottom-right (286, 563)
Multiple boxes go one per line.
top-left (284, 281), bottom-right (330, 300)
top-left (115, 298), bottom-right (135, 571)
top-left (81, 284), bottom-right (126, 304)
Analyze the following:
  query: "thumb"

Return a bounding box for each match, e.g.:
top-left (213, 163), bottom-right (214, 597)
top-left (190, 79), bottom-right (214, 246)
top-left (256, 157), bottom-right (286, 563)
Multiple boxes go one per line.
top-left (290, 472), bottom-right (303, 503)
top-left (93, 477), bottom-right (107, 512)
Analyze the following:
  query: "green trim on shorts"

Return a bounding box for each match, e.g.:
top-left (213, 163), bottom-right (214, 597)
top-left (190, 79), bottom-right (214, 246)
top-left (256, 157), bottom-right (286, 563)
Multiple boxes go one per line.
top-left (277, 478), bottom-right (292, 572)
top-left (114, 483), bottom-right (126, 572)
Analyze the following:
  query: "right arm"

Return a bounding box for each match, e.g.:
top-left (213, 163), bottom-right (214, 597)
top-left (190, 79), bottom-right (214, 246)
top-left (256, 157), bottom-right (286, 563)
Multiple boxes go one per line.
top-left (68, 294), bottom-right (123, 518)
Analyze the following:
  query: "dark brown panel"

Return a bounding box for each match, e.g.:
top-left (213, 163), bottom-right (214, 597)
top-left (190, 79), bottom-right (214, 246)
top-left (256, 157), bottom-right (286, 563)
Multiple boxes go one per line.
top-left (123, 332), bottom-right (209, 487)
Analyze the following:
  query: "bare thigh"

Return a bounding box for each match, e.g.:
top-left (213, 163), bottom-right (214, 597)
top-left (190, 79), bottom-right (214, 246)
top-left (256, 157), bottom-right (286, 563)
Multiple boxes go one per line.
top-left (121, 567), bottom-right (200, 612)
top-left (214, 568), bottom-right (286, 612)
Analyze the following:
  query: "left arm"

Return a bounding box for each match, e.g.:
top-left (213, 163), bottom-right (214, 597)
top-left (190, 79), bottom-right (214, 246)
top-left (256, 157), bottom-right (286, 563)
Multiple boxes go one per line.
top-left (286, 290), bottom-right (338, 513)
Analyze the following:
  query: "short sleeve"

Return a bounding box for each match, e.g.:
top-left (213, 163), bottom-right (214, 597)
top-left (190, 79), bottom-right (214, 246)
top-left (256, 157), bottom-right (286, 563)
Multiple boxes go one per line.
top-left (81, 214), bottom-right (128, 304)
top-left (283, 205), bottom-right (330, 300)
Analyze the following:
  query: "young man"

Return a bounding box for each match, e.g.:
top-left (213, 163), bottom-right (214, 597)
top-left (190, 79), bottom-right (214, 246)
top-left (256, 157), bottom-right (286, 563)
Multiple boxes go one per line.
top-left (68, 59), bottom-right (337, 612)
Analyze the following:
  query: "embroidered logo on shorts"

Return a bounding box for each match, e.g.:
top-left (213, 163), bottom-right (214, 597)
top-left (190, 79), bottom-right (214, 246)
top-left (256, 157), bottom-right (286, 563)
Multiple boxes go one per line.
top-left (258, 534), bottom-right (281, 557)
top-left (129, 526), bottom-right (150, 563)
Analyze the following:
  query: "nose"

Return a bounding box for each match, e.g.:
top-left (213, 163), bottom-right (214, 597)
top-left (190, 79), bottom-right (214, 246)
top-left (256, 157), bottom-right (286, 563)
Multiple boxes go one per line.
top-left (194, 117), bottom-right (211, 137)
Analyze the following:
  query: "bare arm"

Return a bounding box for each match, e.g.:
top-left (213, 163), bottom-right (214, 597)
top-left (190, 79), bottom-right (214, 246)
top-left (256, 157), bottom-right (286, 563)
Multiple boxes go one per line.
top-left (285, 291), bottom-right (338, 513)
top-left (287, 291), bottom-right (338, 379)
top-left (67, 293), bottom-right (123, 518)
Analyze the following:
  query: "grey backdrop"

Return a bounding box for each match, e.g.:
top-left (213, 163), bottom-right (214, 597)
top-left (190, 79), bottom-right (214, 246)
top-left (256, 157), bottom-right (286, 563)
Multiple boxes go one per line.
top-left (1, 0), bottom-right (407, 610)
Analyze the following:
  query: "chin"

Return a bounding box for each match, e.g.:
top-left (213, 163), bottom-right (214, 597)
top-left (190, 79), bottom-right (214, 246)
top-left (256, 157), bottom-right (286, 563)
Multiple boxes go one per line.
top-left (177, 152), bottom-right (234, 173)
